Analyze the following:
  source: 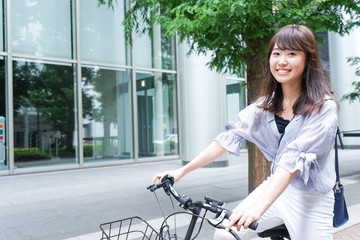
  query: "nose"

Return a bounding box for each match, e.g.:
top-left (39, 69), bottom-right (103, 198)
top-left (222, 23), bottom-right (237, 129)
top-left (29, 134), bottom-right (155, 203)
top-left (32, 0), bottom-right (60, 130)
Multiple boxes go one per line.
top-left (278, 55), bottom-right (288, 66)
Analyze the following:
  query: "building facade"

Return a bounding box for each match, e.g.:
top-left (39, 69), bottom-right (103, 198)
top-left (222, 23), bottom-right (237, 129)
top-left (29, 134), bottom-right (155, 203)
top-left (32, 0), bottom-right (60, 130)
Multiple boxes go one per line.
top-left (0, 1), bottom-right (359, 175)
top-left (0, 0), bottom-right (246, 175)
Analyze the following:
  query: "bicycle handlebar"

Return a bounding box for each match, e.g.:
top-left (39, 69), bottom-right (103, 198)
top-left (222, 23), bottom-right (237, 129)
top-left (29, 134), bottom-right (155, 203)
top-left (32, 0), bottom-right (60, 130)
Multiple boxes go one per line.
top-left (148, 175), bottom-right (258, 231)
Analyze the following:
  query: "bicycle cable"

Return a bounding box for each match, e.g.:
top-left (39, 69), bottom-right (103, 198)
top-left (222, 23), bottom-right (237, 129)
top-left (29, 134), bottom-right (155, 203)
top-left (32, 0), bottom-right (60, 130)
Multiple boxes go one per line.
top-left (153, 190), bottom-right (170, 221)
top-left (190, 210), bottom-right (207, 240)
top-left (152, 190), bottom-right (178, 238)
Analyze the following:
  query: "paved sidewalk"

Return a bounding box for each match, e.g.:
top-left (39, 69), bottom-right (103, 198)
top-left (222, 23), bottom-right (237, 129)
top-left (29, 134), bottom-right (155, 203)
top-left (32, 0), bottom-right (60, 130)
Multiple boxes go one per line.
top-left (334, 223), bottom-right (360, 239)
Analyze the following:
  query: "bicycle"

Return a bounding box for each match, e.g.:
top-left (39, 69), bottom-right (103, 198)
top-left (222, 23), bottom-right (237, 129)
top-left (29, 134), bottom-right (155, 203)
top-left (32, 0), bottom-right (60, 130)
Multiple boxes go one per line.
top-left (99, 175), bottom-right (290, 240)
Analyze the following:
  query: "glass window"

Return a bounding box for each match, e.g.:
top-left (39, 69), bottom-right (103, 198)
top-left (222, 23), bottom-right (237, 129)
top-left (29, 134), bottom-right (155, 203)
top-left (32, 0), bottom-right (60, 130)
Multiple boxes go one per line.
top-left (82, 66), bottom-right (133, 161)
top-left (0, 57), bottom-right (6, 170)
top-left (136, 71), bottom-right (178, 157)
top-left (226, 79), bottom-right (246, 120)
top-left (11, 0), bottom-right (74, 59)
top-left (0, 1), bottom-right (4, 51)
top-left (80, 0), bottom-right (128, 65)
top-left (135, 23), bottom-right (176, 70)
top-left (226, 79), bottom-right (247, 149)
top-left (12, 59), bottom-right (77, 168)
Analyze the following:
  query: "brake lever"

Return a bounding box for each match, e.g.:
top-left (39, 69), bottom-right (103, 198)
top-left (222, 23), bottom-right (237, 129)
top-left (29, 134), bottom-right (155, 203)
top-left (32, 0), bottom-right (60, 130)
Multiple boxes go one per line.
top-left (208, 210), bottom-right (227, 227)
top-left (208, 212), bottom-right (241, 240)
top-left (147, 184), bottom-right (159, 192)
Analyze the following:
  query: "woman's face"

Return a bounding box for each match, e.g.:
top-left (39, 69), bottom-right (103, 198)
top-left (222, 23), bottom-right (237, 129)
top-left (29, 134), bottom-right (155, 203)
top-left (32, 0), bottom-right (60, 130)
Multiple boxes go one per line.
top-left (269, 43), bottom-right (306, 87)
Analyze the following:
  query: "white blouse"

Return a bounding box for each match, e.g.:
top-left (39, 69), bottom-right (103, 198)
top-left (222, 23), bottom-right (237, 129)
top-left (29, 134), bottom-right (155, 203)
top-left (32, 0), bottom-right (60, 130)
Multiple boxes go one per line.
top-left (215, 97), bottom-right (338, 193)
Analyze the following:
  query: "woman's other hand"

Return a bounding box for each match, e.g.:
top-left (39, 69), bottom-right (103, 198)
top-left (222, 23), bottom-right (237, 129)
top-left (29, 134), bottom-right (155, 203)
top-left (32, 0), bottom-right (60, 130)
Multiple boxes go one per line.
top-left (151, 168), bottom-right (186, 185)
top-left (226, 206), bottom-right (261, 231)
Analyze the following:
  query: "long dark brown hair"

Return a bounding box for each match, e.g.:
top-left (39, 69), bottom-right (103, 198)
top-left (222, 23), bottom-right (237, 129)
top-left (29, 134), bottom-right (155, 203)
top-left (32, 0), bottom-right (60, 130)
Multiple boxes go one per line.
top-left (258, 24), bottom-right (338, 115)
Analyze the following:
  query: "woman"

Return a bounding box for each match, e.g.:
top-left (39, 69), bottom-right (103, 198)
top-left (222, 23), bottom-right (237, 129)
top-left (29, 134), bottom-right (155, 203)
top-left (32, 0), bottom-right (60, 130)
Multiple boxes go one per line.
top-left (152, 24), bottom-right (338, 240)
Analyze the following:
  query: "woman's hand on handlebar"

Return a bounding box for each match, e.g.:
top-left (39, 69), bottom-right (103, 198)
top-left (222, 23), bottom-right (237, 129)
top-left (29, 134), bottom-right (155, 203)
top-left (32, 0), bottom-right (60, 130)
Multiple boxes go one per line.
top-left (226, 206), bottom-right (261, 232)
top-left (152, 168), bottom-right (185, 185)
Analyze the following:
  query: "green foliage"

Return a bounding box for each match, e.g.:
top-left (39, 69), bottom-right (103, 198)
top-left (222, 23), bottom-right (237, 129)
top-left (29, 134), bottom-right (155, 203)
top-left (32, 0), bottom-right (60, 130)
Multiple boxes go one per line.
top-left (83, 144), bottom-right (94, 157)
top-left (14, 148), bottom-right (51, 161)
top-left (13, 62), bottom-right (94, 152)
top-left (99, 0), bottom-right (360, 76)
top-left (342, 57), bottom-right (360, 103)
top-left (97, 0), bottom-right (118, 9)
top-left (14, 147), bottom-right (77, 161)
top-left (28, 64), bottom-right (75, 135)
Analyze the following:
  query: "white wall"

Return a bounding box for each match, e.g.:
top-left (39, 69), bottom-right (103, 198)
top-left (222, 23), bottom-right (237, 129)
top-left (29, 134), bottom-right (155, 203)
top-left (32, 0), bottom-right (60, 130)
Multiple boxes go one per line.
top-left (329, 27), bottom-right (360, 147)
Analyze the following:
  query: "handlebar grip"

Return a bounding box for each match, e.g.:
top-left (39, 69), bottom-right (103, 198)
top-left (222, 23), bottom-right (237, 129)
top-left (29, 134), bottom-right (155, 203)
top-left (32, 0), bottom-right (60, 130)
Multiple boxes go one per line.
top-left (223, 210), bottom-right (258, 231)
top-left (205, 195), bottom-right (224, 206)
top-left (249, 221), bottom-right (258, 231)
top-left (161, 174), bottom-right (175, 185)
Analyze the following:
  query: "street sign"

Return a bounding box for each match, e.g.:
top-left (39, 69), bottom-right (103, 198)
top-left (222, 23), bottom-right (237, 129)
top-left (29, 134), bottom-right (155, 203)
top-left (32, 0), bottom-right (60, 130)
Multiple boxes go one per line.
top-left (0, 116), bottom-right (5, 165)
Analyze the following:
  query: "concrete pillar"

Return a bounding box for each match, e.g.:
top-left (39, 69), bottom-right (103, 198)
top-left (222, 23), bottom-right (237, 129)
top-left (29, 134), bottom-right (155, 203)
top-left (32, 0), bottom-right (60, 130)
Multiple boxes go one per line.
top-left (153, 24), bottom-right (165, 156)
top-left (178, 43), bottom-right (228, 166)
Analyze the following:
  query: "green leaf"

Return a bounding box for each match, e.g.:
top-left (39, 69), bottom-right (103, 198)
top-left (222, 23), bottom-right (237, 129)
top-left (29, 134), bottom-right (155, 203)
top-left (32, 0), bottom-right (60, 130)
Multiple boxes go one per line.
top-left (342, 57), bottom-right (360, 103)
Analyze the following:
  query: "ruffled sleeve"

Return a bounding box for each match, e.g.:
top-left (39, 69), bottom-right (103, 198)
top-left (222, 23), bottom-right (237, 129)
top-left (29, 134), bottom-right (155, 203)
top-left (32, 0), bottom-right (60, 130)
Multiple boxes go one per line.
top-left (277, 149), bottom-right (320, 185)
top-left (215, 98), bottom-right (274, 157)
top-left (215, 122), bottom-right (244, 156)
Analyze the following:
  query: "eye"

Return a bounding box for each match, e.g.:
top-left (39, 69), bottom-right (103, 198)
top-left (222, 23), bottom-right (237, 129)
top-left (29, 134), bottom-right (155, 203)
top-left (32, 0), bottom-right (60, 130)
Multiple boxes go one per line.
top-left (288, 52), bottom-right (296, 56)
top-left (272, 51), bottom-right (280, 56)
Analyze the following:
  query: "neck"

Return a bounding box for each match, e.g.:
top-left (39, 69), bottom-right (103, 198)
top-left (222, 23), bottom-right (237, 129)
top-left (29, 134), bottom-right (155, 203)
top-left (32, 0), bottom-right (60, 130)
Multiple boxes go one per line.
top-left (281, 83), bottom-right (301, 106)
top-left (279, 83), bottom-right (301, 120)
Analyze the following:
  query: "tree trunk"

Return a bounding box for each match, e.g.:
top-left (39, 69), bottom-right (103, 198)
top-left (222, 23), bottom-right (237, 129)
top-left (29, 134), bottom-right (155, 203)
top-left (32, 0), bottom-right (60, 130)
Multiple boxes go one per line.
top-left (245, 48), bottom-right (271, 192)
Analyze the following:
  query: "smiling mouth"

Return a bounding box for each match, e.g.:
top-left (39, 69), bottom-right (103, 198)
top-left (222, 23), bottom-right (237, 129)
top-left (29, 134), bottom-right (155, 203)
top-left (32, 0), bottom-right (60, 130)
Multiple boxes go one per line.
top-left (277, 69), bottom-right (291, 74)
